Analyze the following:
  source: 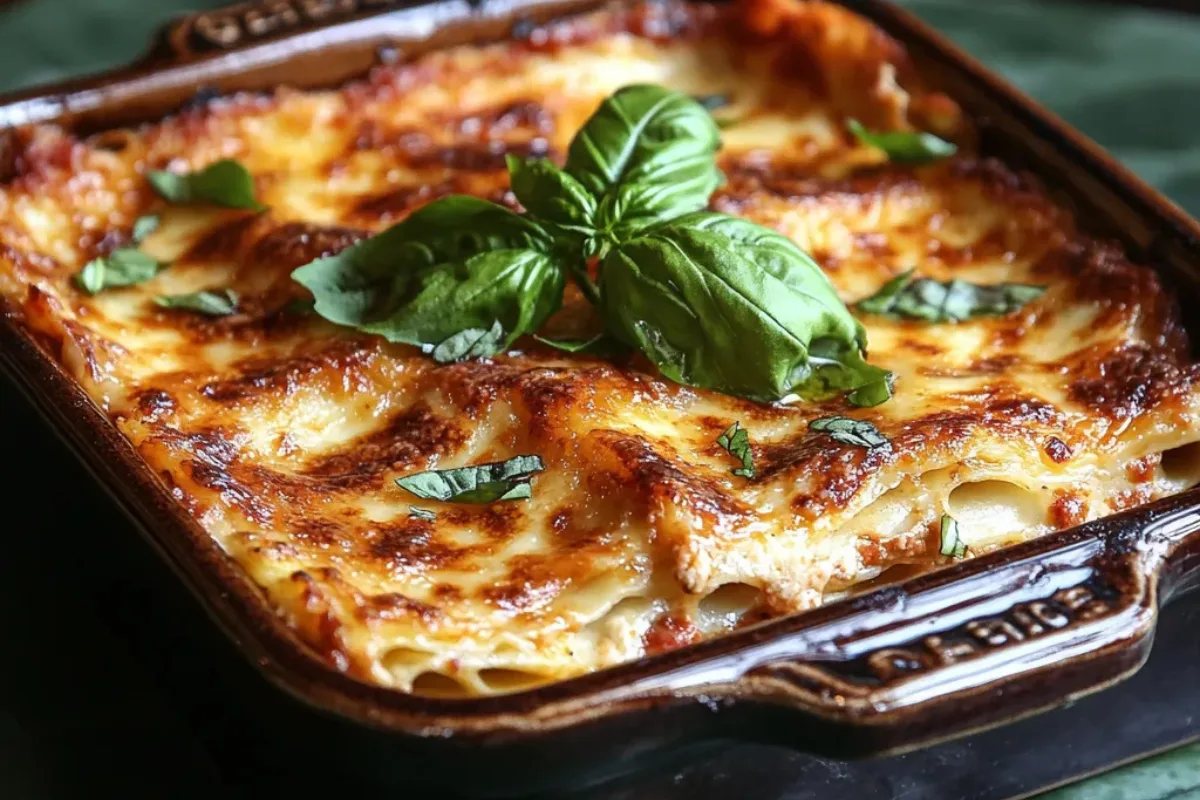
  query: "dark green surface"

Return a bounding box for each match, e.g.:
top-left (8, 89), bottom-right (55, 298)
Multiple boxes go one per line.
top-left (1, 1), bottom-right (1199, 798)
top-left (0, 0), bottom-right (1197, 215)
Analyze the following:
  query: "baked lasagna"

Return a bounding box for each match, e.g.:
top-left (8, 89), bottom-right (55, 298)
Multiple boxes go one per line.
top-left (2, 0), bottom-right (1198, 696)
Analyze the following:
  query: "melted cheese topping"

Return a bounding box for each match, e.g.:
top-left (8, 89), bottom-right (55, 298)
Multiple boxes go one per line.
top-left (2, 0), bottom-right (1199, 695)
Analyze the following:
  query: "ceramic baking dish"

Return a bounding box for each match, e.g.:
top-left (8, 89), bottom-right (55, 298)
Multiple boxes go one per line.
top-left (3, 0), bottom-right (1200, 795)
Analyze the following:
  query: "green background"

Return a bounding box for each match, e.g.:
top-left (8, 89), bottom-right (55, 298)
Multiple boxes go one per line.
top-left (1, 0), bottom-right (1198, 797)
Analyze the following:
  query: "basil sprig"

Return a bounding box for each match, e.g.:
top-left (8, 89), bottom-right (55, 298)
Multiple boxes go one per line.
top-left (295, 84), bottom-right (892, 406)
top-left (396, 455), bottom-right (545, 503)
top-left (857, 270), bottom-right (1045, 323)
top-left (148, 159), bottom-right (265, 210)
top-left (848, 119), bottom-right (957, 164)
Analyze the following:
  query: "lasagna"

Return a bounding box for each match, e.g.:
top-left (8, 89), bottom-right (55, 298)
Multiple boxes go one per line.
top-left (2, 0), bottom-right (1198, 696)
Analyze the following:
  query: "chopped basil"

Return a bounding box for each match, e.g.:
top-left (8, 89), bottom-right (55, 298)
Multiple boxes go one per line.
top-left (939, 514), bottom-right (967, 558)
top-left (131, 214), bottom-right (160, 243)
top-left (808, 416), bottom-right (890, 450)
top-left (857, 269), bottom-right (1045, 323)
top-left (431, 320), bottom-right (507, 364)
top-left (74, 249), bottom-right (162, 295)
top-left (154, 288), bottom-right (239, 316)
top-left (408, 506), bottom-right (437, 521)
top-left (716, 421), bottom-right (755, 479)
top-left (847, 119), bottom-right (957, 164)
top-left (396, 455), bottom-right (545, 503)
top-left (147, 159), bottom-right (265, 210)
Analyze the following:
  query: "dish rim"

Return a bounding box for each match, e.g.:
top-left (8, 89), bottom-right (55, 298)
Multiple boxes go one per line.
top-left (2, 0), bottom-right (1200, 751)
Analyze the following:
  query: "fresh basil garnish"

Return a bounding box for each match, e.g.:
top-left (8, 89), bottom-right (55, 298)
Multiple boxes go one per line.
top-left (847, 119), bottom-right (956, 164)
top-left (75, 249), bottom-right (162, 295)
top-left (409, 506), bottom-right (437, 521)
top-left (567, 84), bottom-right (722, 238)
top-left (147, 159), bottom-right (265, 210)
top-left (939, 514), bottom-right (967, 558)
top-left (154, 288), bottom-right (239, 316)
top-left (808, 416), bottom-right (890, 450)
top-left (601, 212), bottom-right (893, 404)
top-left (506, 155), bottom-right (596, 236)
top-left (857, 270), bottom-right (1045, 323)
top-left (294, 85), bottom-right (893, 408)
top-left (396, 455), bottom-right (545, 503)
top-left (131, 214), bottom-right (160, 243)
top-left (716, 421), bottom-right (755, 478)
top-left (294, 197), bottom-right (561, 358)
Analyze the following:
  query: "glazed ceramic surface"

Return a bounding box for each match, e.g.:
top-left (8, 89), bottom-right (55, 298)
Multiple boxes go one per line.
top-left (2, 1), bottom-right (1200, 795)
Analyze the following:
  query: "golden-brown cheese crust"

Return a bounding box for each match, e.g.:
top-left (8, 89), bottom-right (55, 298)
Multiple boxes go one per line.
top-left (2, 0), bottom-right (1199, 694)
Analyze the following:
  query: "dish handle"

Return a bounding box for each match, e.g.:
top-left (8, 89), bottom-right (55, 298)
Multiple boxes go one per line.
top-left (645, 492), bottom-right (1200, 754)
top-left (0, 0), bottom-right (551, 128)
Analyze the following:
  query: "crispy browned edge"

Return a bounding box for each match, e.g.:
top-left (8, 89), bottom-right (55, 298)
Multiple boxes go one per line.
top-left (2, 0), bottom-right (1200, 746)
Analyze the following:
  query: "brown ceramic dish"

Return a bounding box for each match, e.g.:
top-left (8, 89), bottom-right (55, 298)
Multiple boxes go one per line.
top-left (3, 0), bottom-right (1200, 795)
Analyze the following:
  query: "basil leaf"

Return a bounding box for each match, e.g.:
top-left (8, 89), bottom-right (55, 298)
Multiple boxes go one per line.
top-left (363, 248), bottom-right (565, 356)
top-left (566, 85), bottom-right (722, 235)
top-left (506, 155), bottom-right (596, 234)
top-left (409, 506), bottom-right (436, 521)
top-left (131, 214), bottom-right (160, 243)
top-left (75, 249), bottom-right (162, 295)
top-left (147, 159), bottom-right (265, 210)
top-left (293, 196), bottom-right (552, 330)
top-left (847, 119), bottom-right (956, 164)
top-left (857, 269), bottom-right (1046, 322)
top-left (154, 288), bottom-right (239, 316)
top-left (716, 421), bottom-right (755, 478)
top-left (432, 320), bottom-right (506, 364)
top-left (939, 514), bottom-right (967, 558)
top-left (601, 213), bottom-right (893, 404)
top-left (396, 455), bottom-right (545, 503)
top-left (808, 416), bottom-right (890, 450)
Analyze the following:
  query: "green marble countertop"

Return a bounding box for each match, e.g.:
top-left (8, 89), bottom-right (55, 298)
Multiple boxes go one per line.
top-left (1, 1), bottom-right (1198, 797)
